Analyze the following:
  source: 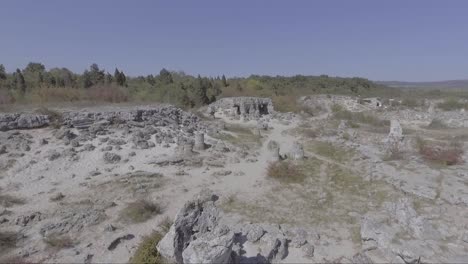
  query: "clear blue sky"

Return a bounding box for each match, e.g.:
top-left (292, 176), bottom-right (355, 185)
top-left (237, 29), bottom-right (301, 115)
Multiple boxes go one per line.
top-left (1, 0), bottom-right (467, 81)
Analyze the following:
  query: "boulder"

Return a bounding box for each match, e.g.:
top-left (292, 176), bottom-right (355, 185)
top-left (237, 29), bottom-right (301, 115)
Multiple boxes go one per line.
top-left (157, 191), bottom-right (234, 264)
top-left (103, 152), bottom-right (121, 164)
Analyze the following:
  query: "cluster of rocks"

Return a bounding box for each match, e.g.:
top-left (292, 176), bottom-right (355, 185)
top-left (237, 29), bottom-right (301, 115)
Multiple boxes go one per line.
top-left (63, 105), bottom-right (201, 131)
top-left (0, 113), bottom-right (49, 131)
top-left (157, 191), bottom-right (317, 264)
top-left (208, 97), bottom-right (274, 120)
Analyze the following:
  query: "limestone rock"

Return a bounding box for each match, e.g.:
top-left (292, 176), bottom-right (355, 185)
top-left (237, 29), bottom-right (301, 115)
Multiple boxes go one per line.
top-left (103, 152), bottom-right (121, 164)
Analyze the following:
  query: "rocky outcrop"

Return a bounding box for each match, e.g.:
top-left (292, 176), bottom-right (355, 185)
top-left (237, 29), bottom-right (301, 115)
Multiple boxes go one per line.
top-left (0, 105), bottom-right (202, 132)
top-left (157, 192), bottom-right (319, 264)
top-left (208, 97), bottom-right (274, 119)
top-left (0, 113), bottom-right (49, 131)
top-left (157, 191), bottom-right (234, 264)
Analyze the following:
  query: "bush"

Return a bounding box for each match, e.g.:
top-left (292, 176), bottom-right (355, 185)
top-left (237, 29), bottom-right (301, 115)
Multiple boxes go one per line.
top-left (418, 140), bottom-right (464, 166)
top-left (0, 89), bottom-right (14, 104)
top-left (333, 109), bottom-right (389, 127)
top-left (401, 98), bottom-right (422, 108)
top-left (437, 98), bottom-right (467, 111)
top-left (130, 232), bottom-right (165, 264)
top-left (27, 87), bottom-right (84, 103)
top-left (88, 85), bottom-right (129, 103)
top-left (267, 161), bottom-right (306, 183)
top-left (272, 95), bottom-right (300, 113)
top-left (119, 199), bottom-right (163, 223)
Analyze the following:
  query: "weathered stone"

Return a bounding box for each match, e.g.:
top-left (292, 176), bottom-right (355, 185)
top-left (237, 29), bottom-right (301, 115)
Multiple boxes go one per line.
top-left (208, 97), bottom-right (274, 119)
top-left (157, 191), bottom-right (234, 264)
top-left (246, 225), bottom-right (265, 242)
top-left (291, 142), bottom-right (304, 160)
top-left (194, 133), bottom-right (206, 151)
top-left (103, 152), bottom-right (121, 164)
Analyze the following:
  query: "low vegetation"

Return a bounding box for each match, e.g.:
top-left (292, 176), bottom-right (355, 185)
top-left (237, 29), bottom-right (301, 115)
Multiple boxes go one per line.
top-left (416, 138), bottom-right (464, 166)
top-left (119, 199), bottom-right (163, 223)
top-left (43, 234), bottom-right (75, 249)
top-left (266, 161), bottom-right (306, 183)
top-left (130, 231), bottom-right (165, 264)
top-left (332, 105), bottom-right (390, 127)
top-left (437, 98), bottom-right (467, 111)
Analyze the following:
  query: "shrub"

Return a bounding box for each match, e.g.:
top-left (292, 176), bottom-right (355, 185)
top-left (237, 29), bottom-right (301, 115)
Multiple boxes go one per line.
top-left (334, 109), bottom-right (389, 127)
top-left (130, 232), bottom-right (164, 264)
top-left (401, 98), bottom-right (422, 108)
top-left (119, 199), bottom-right (163, 223)
top-left (0, 89), bottom-right (14, 104)
top-left (267, 161), bottom-right (306, 183)
top-left (43, 234), bottom-right (75, 249)
top-left (418, 141), bottom-right (464, 166)
top-left (27, 87), bottom-right (84, 103)
top-left (88, 85), bottom-right (129, 103)
top-left (272, 95), bottom-right (300, 113)
top-left (437, 98), bottom-right (467, 111)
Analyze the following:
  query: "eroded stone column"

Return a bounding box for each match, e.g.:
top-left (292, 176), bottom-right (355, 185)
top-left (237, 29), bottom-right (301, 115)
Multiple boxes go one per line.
top-left (194, 133), bottom-right (206, 151)
top-left (291, 142), bottom-right (304, 160)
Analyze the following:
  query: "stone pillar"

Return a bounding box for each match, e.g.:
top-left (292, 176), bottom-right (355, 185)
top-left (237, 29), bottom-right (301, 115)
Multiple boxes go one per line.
top-left (182, 142), bottom-right (194, 156)
top-left (267, 146), bottom-right (280, 162)
top-left (291, 142), bottom-right (304, 160)
top-left (194, 133), bottom-right (206, 151)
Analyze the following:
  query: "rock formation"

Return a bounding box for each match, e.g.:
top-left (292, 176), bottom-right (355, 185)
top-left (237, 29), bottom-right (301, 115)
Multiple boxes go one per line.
top-left (208, 97), bottom-right (274, 119)
top-left (157, 192), bottom-right (318, 264)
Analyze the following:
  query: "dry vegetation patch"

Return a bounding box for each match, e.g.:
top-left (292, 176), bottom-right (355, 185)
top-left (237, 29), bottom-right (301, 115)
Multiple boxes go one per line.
top-left (130, 231), bottom-right (165, 264)
top-left (119, 199), bottom-right (163, 223)
top-left (266, 161), bottom-right (306, 183)
top-left (416, 138), bottom-right (464, 166)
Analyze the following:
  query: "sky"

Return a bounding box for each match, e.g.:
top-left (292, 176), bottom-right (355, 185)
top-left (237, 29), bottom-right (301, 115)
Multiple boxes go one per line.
top-left (1, 0), bottom-right (468, 81)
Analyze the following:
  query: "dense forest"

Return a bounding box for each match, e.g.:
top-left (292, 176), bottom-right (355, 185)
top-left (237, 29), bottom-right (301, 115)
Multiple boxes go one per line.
top-left (0, 62), bottom-right (394, 110)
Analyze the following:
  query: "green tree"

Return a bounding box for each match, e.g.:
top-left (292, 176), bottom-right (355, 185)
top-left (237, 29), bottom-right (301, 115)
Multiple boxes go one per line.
top-left (89, 63), bottom-right (105, 85)
top-left (0, 64), bottom-right (6, 80)
top-left (81, 70), bottom-right (93, 88)
top-left (221, 74), bottom-right (228, 87)
top-left (14, 69), bottom-right (26, 94)
top-left (23, 62), bottom-right (46, 89)
top-left (114, 68), bottom-right (126, 86)
top-left (159, 68), bottom-right (173, 84)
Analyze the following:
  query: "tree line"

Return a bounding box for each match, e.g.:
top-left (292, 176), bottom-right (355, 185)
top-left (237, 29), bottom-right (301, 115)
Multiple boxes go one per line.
top-left (0, 62), bottom-right (389, 107)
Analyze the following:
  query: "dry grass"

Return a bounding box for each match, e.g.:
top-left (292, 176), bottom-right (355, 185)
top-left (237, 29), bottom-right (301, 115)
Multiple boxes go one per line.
top-left (43, 234), bottom-right (75, 249)
top-left (308, 141), bottom-right (353, 163)
top-left (416, 138), bottom-right (464, 166)
top-left (130, 231), bottom-right (165, 264)
top-left (214, 124), bottom-right (262, 148)
top-left (332, 106), bottom-right (390, 127)
top-left (119, 199), bottom-right (163, 223)
top-left (266, 161), bottom-right (306, 183)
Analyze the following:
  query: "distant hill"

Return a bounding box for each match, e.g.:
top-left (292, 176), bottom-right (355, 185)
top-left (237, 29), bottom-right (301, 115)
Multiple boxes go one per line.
top-left (376, 80), bottom-right (468, 90)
